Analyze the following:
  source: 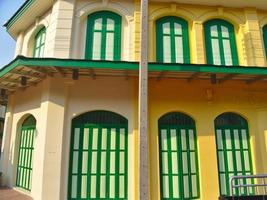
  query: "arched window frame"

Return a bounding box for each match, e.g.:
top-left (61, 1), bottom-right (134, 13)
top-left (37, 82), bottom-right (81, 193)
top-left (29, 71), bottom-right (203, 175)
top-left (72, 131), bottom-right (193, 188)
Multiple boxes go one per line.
top-left (214, 112), bottom-right (254, 196)
top-left (158, 112), bottom-right (200, 200)
top-left (263, 25), bottom-right (267, 59)
top-left (85, 11), bottom-right (122, 61)
top-left (204, 19), bottom-right (239, 66)
top-left (33, 27), bottom-right (46, 58)
top-left (16, 115), bottom-right (36, 191)
top-left (68, 110), bottom-right (128, 199)
top-left (156, 16), bottom-right (190, 63)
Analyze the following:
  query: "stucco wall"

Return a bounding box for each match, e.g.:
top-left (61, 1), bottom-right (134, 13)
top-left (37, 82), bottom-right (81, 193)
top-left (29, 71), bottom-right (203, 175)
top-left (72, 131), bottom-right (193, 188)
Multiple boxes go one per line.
top-left (0, 76), bottom-right (138, 200)
top-left (1, 76), bottom-right (267, 200)
top-left (149, 78), bottom-right (267, 200)
top-left (13, 0), bottom-right (267, 66)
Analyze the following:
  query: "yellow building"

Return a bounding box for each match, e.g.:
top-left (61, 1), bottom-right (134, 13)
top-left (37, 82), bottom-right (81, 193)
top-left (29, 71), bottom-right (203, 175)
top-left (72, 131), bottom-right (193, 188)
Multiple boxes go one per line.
top-left (0, 0), bottom-right (267, 200)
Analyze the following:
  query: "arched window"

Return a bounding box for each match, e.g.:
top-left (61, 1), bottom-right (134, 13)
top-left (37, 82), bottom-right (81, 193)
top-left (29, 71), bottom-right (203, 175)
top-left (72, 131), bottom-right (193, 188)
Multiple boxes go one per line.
top-left (85, 11), bottom-right (122, 61)
top-left (263, 25), bottom-right (267, 58)
top-left (204, 19), bottom-right (238, 66)
top-left (33, 27), bottom-right (46, 58)
top-left (16, 115), bottom-right (36, 191)
top-left (156, 16), bottom-right (190, 63)
top-left (215, 112), bottom-right (253, 196)
top-left (68, 111), bottom-right (128, 199)
top-left (158, 112), bottom-right (200, 199)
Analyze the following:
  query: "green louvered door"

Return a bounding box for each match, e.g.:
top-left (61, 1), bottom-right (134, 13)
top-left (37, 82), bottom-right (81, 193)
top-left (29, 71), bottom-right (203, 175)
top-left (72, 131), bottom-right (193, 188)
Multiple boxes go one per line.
top-left (159, 113), bottom-right (200, 200)
top-left (68, 111), bottom-right (128, 200)
top-left (215, 113), bottom-right (254, 196)
top-left (16, 116), bottom-right (36, 191)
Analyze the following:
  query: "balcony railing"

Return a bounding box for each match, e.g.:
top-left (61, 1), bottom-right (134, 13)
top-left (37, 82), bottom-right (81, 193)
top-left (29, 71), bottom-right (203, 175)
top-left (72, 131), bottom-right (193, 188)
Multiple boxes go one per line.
top-left (230, 174), bottom-right (267, 199)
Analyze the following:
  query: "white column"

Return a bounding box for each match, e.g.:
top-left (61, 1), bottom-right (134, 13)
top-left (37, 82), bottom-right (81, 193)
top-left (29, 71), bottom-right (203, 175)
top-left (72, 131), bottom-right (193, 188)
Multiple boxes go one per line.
top-left (0, 95), bottom-right (15, 186)
top-left (30, 78), bottom-right (67, 200)
top-left (14, 32), bottom-right (24, 57)
top-left (46, 0), bottom-right (75, 58)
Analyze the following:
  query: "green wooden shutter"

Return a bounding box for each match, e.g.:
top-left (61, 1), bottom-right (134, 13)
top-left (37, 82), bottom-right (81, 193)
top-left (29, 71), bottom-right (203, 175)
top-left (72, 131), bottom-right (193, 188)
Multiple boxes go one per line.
top-left (68, 111), bottom-right (128, 200)
top-left (263, 25), bottom-right (267, 59)
top-left (85, 11), bottom-right (122, 61)
top-left (204, 19), bottom-right (239, 66)
top-left (158, 112), bottom-right (200, 200)
top-left (33, 27), bottom-right (46, 58)
top-left (16, 115), bottom-right (36, 191)
top-left (156, 17), bottom-right (190, 64)
top-left (215, 113), bottom-right (254, 196)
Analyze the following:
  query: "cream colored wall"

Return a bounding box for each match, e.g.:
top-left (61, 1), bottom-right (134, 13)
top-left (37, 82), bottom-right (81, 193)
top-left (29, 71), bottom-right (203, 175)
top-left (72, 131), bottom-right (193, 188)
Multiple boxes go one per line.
top-left (59, 76), bottom-right (138, 200)
top-left (20, 10), bottom-right (51, 57)
top-left (71, 0), bottom-right (135, 61)
top-left (148, 78), bottom-right (267, 200)
top-left (0, 83), bottom-right (44, 199)
top-left (0, 76), bottom-right (138, 200)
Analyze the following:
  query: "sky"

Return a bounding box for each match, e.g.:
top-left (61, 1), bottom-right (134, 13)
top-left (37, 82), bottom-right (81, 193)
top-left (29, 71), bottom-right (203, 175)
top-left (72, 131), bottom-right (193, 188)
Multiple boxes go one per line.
top-left (0, 0), bottom-right (24, 68)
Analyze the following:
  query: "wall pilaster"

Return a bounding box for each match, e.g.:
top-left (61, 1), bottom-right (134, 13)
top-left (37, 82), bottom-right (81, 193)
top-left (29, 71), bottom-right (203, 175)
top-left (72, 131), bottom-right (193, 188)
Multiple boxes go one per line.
top-left (192, 21), bottom-right (205, 64)
top-left (244, 8), bottom-right (266, 66)
top-left (14, 32), bottom-right (25, 57)
top-left (46, 0), bottom-right (75, 58)
top-left (0, 95), bottom-right (15, 186)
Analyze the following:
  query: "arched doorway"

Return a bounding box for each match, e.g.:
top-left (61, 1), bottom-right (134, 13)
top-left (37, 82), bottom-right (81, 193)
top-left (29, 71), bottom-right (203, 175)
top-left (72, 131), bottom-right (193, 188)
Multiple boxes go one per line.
top-left (158, 112), bottom-right (200, 200)
top-left (215, 112), bottom-right (253, 196)
top-left (68, 111), bottom-right (128, 199)
top-left (16, 115), bottom-right (36, 191)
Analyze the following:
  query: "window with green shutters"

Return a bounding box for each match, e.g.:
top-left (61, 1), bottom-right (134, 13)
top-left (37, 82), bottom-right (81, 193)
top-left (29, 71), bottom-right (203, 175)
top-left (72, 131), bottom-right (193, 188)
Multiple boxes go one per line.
top-left (263, 25), bottom-right (267, 59)
top-left (85, 11), bottom-right (122, 61)
top-left (33, 27), bottom-right (46, 58)
top-left (68, 111), bottom-right (128, 200)
top-left (204, 19), bottom-right (238, 66)
top-left (215, 112), bottom-right (254, 196)
top-left (156, 17), bottom-right (190, 63)
top-left (16, 115), bottom-right (36, 191)
top-left (158, 112), bottom-right (200, 200)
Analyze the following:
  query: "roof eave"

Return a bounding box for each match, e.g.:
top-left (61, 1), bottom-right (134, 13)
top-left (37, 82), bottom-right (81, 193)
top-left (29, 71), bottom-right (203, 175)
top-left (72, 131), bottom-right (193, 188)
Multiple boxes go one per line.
top-left (1, 57), bottom-right (267, 94)
top-left (4, 0), bottom-right (53, 39)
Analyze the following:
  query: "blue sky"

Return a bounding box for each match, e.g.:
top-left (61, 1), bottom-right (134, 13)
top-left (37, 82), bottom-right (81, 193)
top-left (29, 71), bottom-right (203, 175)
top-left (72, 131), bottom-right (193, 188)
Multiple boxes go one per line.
top-left (0, 0), bottom-right (24, 68)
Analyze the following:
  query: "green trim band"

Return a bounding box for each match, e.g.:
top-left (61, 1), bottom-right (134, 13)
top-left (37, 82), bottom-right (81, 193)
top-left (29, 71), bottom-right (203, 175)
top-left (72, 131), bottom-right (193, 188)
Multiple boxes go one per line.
top-left (2, 56), bottom-right (267, 78)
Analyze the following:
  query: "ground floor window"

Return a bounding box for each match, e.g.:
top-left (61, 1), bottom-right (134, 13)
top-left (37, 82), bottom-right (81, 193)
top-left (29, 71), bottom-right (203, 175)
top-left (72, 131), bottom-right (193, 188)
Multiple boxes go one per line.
top-left (68, 111), bottom-right (128, 200)
top-left (215, 112), bottom-right (254, 196)
top-left (16, 115), bottom-right (36, 191)
top-left (158, 112), bottom-right (200, 200)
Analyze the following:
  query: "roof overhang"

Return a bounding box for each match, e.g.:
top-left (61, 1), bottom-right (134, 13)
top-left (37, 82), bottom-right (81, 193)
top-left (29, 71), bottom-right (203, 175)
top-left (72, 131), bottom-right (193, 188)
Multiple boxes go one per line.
top-left (4, 0), bottom-right (53, 39)
top-left (1, 56), bottom-right (267, 104)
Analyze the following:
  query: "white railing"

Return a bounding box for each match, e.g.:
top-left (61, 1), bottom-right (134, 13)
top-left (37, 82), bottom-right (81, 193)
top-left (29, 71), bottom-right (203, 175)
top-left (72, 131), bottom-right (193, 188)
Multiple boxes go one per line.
top-left (230, 174), bottom-right (267, 197)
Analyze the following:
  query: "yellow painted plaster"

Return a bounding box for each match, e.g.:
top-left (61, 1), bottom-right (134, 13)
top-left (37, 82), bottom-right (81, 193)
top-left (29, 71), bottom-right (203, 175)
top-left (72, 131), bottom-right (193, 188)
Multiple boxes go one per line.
top-left (148, 78), bottom-right (267, 200)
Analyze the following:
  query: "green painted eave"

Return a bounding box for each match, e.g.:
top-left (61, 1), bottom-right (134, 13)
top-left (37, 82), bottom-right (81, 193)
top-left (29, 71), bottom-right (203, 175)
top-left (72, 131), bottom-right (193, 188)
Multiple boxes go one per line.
top-left (149, 63), bottom-right (267, 75)
top-left (4, 0), bottom-right (35, 30)
top-left (1, 56), bottom-right (267, 78)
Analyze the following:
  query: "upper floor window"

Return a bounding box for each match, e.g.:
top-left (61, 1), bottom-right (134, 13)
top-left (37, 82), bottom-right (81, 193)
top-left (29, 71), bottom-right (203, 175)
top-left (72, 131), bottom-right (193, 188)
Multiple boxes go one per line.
top-left (263, 25), bottom-right (267, 59)
top-left (33, 27), bottom-right (46, 58)
top-left (204, 19), bottom-right (238, 66)
top-left (156, 16), bottom-right (190, 63)
top-left (85, 11), bottom-right (122, 61)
